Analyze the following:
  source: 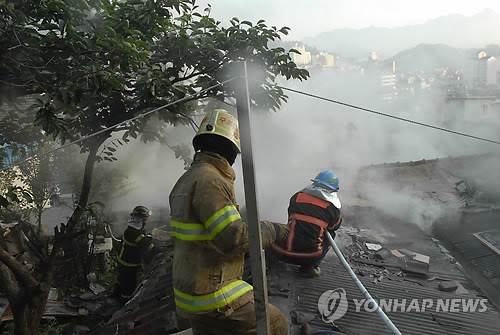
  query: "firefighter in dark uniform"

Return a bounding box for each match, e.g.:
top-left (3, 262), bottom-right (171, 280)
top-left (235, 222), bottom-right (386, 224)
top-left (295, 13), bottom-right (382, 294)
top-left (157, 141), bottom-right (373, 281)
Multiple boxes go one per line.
top-left (113, 205), bottom-right (155, 303)
top-left (272, 170), bottom-right (342, 277)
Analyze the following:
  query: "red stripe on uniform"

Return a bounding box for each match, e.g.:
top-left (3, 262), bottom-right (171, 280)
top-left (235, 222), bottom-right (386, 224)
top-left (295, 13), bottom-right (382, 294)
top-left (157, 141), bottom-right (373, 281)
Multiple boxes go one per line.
top-left (272, 243), bottom-right (324, 258)
top-left (296, 192), bottom-right (330, 208)
top-left (290, 213), bottom-right (329, 229)
top-left (286, 217), bottom-right (296, 251)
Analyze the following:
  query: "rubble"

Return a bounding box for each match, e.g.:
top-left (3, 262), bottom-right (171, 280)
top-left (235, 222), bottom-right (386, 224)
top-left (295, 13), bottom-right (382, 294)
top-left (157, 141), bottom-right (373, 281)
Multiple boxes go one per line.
top-left (373, 249), bottom-right (391, 260)
top-left (399, 248), bottom-right (416, 257)
top-left (87, 273), bottom-right (107, 295)
top-left (351, 229), bottom-right (388, 244)
top-left (438, 280), bottom-right (468, 294)
top-left (438, 280), bottom-right (458, 292)
top-left (413, 253), bottom-right (430, 264)
top-left (390, 250), bottom-right (405, 258)
top-left (268, 286), bottom-right (290, 298)
top-left (347, 231), bottom-right (431, 277)
top-left (47, 288), bottom-right (58, 302)
top-left (403, 278), bottom-right (427, 287)
top-left (0, 297), bottom-right (9, 320)
top-left (399, 259), bottom-right (429, 276)
top-left (290, 310), bottom-right (315, 324)
top-left (365, 243), bottom-right (382, 251)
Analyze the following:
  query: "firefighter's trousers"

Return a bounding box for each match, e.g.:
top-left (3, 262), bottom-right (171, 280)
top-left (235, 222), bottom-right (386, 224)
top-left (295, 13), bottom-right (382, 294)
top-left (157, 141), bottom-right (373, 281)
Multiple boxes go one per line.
top-left (188, 301), bottom-right (288, 335)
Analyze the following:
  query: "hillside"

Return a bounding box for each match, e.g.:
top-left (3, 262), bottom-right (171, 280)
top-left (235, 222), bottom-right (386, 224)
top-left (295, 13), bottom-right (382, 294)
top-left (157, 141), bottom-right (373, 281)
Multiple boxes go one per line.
top-left (387, 44), bottom-right (469, 73)
top-left (303, 9), bottom-right (500, 59)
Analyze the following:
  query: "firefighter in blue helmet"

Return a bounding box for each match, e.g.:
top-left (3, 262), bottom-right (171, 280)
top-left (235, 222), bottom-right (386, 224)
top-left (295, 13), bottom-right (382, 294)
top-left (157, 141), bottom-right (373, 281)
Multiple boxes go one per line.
top-left (112, 205), bottom-right (156, 303)
top-left (272, 170), bottom-right (342, 277)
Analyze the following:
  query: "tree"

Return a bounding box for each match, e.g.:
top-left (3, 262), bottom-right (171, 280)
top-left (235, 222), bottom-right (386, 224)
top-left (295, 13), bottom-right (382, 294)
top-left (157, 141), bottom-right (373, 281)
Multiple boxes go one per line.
top-left (0, 194), bottom-right (50, 335)
top-left (0, 102), bottom-right (68, 335)
top-left (0, 97), bottom-right (66, 234)
top-left (19, 145), bottom-right (60, 236)
top-left (0, 0), bottom-right (308, 333)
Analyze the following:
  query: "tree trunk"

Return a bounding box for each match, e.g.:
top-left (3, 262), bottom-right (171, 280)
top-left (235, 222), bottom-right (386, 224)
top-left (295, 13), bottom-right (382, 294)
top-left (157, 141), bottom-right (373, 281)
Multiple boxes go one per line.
top-left (37, 206), bottom-right (42, 237)
top-left (10, 289), bottom-right (48, 335)
top-left (66, 136), bottom-right (104, 234)
top-left (0, 248), bottom-right (49, 335)
top-left (57, 136), bottom-right (106, 286)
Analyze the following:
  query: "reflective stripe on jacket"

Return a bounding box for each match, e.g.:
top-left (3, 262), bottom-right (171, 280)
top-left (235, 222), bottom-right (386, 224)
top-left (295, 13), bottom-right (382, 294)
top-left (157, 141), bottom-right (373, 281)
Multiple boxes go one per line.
top-left (174, 280), bottom-right (253, 312)
top-left (169, 152), bottom-right (278, 315)
top-left (170, 204), bottom-right (241, 241)
top-left (272, 191), bottom-right (342, 259)
top-left (117, 226), bottom-right (155, 267)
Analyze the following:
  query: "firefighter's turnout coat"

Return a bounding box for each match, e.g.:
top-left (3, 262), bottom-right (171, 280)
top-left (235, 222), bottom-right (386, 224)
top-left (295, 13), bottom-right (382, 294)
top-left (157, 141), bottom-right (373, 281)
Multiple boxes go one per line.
top-left (272, 186), bottom-right (342, 262)
top-left (117, 225), bottom-right (155, 268)
top-left (169, 152), bottom-right (280, 317)
top-left (114, 222), bottom-right (155, 300)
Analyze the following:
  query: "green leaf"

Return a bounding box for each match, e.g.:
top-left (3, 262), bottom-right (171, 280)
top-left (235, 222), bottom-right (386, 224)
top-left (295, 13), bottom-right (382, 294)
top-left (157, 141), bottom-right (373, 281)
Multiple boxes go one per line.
top-left (0, 195), bottom-right (9, 208)
top-left (0, 0), bottom-right (309, 236)
top-left (106, 76), bottom-right (122, 89)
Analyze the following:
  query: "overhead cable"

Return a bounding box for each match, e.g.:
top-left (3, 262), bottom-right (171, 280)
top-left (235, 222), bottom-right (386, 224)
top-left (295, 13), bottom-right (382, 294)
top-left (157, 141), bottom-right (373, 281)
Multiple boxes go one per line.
top-left (277, 85), bottom-right (500, 145)
top-left (0, 77), bottom-right (238, 172)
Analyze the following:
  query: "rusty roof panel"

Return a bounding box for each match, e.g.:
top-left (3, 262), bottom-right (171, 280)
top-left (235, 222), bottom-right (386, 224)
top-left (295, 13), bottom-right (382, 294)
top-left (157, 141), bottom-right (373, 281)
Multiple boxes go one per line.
top-left (289, 252), bottom-right (500, 335)
top-left (285, 221), bottom-right (500, 335)
top-left (92, 244), bottom-right (190, 335)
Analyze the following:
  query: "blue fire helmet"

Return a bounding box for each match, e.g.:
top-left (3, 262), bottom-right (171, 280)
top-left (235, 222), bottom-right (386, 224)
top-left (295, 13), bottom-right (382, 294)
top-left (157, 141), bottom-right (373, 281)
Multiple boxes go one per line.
top-left (311, 170), bottom-right (340, 191)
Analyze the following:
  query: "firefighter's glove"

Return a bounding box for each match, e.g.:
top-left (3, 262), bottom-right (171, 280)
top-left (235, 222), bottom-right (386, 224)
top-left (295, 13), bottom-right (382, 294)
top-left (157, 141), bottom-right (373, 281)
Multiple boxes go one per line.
top-left (272, 222), bottom-right (288, 243)
top-left (260, 220), bottom-right (288, 245)
top-left (259, 220), bottom-right (277, 248)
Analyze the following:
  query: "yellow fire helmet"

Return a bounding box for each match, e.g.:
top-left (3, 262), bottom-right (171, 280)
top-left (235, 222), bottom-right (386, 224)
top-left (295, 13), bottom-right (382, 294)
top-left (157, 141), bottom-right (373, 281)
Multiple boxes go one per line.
top-left (193, 109), bottom-right (241, 152)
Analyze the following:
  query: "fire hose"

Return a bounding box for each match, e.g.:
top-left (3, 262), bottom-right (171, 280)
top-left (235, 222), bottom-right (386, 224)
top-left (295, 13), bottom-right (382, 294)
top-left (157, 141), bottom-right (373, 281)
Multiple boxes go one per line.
top-left (326, 231), bottom-right (402, 335)
top-left (105, 224), bottom-right (122, 243)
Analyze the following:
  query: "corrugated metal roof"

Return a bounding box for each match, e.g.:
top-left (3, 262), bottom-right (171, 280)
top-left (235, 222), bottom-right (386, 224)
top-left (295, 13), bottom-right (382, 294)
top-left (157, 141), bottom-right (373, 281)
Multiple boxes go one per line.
top-left (434, 213), bottom-right (500, 311)
top-left (93, 222), bottom-right (500, 335)
top-left (93, 153), bottom-right (500, 334)
top-left (93, 244), bottom-right (190, 335)
top-left (287, 224), bottom-right (500, 335)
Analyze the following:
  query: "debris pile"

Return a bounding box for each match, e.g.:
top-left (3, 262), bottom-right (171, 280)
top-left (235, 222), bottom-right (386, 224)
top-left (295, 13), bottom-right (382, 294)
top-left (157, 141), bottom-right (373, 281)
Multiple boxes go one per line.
top-left (346, 228), bottom-right (431, 281)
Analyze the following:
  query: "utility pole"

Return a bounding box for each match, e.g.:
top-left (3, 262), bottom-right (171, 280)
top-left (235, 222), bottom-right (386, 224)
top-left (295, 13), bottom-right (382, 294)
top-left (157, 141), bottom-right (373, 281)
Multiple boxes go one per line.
top-left (235, 61), bottom-right (270, 335)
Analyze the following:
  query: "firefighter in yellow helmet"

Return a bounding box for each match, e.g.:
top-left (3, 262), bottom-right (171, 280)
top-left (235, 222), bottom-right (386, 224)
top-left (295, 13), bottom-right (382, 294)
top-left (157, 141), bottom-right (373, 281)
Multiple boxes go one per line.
top-left (169, 109), bottom-right (288, 334)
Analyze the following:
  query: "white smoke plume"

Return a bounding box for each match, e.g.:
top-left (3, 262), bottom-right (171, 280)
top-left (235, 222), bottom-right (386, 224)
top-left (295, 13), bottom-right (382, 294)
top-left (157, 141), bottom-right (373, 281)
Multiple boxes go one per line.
top-left (97, 66), bottom-right (499, 231)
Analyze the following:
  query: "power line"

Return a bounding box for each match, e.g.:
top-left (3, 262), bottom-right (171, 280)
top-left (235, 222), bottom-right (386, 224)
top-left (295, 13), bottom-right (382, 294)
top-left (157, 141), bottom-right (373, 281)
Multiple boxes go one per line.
top-left (277, 85), bottom-right (500, 145)
top-left (0, 77), bottom-right (238, 172)
top-left (3, 76), bottom-right (499, 174)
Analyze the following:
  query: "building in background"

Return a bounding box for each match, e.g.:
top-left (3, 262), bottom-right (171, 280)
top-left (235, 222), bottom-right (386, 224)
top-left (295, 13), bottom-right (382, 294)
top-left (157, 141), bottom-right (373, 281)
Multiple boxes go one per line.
top-left (311, 51), bottom-right (336, 69)
top-left (380, 60), bottom-right (397, 101)
top-left (290, 43), bottom-right (312, 67)
top-left (474, 51), bottom-right (499, 88)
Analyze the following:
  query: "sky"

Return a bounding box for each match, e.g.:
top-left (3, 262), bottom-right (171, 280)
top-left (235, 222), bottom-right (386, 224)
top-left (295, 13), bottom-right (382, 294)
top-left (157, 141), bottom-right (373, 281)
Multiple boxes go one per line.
top-left (197, 0), bottom-right (500, 40)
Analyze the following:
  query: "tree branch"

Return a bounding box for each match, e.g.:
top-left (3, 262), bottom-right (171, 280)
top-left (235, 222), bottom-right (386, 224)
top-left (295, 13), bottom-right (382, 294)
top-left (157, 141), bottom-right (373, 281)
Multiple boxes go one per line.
top-left (170, 59), bottom-right (225, 85)
top-left (0, 263), bottom-right (22, 304)
top-left (0, 248), bottom-right (40, 294)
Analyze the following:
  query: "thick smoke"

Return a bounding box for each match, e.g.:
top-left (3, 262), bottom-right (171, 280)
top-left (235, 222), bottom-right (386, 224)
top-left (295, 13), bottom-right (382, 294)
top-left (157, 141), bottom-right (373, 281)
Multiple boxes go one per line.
top-left (101, 67), bottom-right (499, 232)
top-left (232, 69), bottom-right (500, 228)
